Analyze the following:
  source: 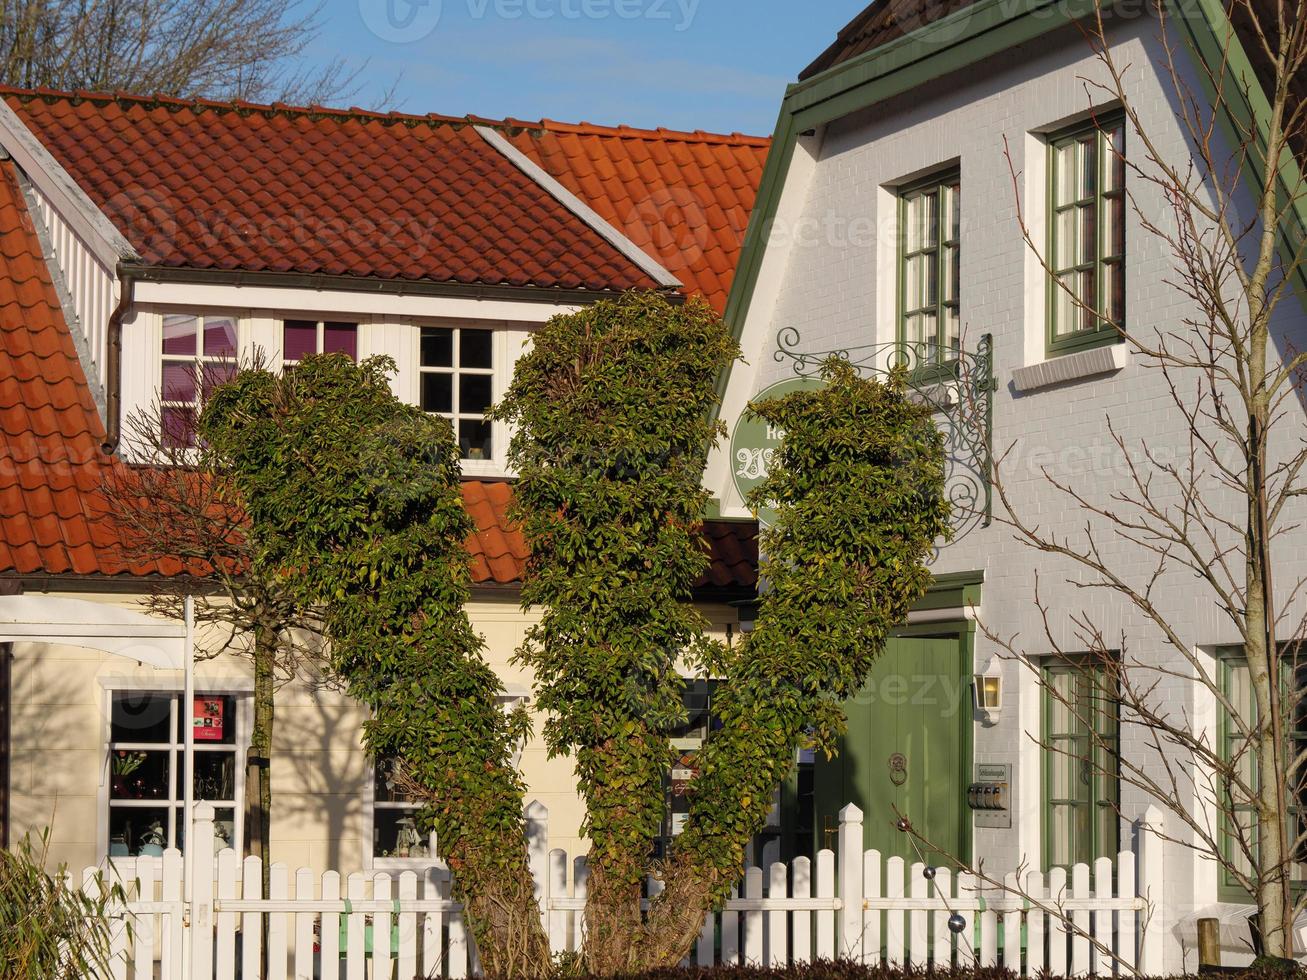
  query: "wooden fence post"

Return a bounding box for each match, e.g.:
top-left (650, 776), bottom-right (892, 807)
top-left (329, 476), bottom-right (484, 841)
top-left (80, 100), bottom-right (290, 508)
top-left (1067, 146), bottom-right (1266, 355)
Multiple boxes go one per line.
top-left (838, 803), bottom-right (865, 961)
top-left (190, 802), bottom-right (216, 979)
top-left (526, 800), bottom-right (550, 934)
top-left (1138, 805), bottom-right (1166, 975)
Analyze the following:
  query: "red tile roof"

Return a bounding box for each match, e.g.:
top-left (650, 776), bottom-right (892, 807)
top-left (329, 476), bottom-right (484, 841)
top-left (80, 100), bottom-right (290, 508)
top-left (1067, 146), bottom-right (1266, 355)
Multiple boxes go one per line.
top-left (462, 479), bottom-right (757, 591)
top-left (2, 88), bottom-right (660, 293)
top-left (0, 159), bottom-right (175, 578)
top-left (507, 121), bottom-right (771, 314)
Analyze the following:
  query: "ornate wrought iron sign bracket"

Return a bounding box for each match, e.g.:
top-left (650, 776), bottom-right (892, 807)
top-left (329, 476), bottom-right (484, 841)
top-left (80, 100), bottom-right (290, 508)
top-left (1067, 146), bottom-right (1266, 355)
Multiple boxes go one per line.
top-left (772, 329), bottom-right (995, 537)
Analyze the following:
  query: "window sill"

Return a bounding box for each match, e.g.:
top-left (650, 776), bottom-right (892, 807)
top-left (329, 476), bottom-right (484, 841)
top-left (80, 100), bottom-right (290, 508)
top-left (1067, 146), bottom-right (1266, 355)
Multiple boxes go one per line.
top-left (1012, 343), bottom-right (1129, 393)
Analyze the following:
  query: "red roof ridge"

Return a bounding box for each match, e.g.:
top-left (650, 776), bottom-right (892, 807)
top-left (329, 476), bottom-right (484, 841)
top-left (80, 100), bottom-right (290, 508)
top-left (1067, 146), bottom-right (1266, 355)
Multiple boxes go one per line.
top-left (0, 84), bottom-right (770, 145)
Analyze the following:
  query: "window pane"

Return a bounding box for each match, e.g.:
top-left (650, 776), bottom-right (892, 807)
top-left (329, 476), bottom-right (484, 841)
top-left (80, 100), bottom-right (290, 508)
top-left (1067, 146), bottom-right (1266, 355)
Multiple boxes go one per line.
top-left (1055, 209), bottom-right (1077, 270)
top-left (420, 328), bottom-right (453, 367)
top-left (459, 420), bottom-right (492, 461)
top-left (194, 752), bottom-right (236, 802)
top-left (374, 808), bottom-right (432, 860)
top-left (203, 317), bottom-right (237, 358)
top-left (112, 692), bottom-right (173, 743)
top-left (108, 806), bottom-right (172, 857)
top-left (161, 406), bottom-right (197, 448)
top-left (906, 195), bottom-right (922, 251)
top-left (162, 315), bottom-right (197, 356)
top-left (1079, 269), bottom-right (1097, 331)
top-left (924, 252), bottom-right (939, 307)
top-left (946, 182), bottom-right (960, 242)
top-left (922, 191), bottom-right (939, 249)
top-left (213, 808), bottom-right (238, 852)
top-left (459, 374), bottom-right (493, 415)
top-left (943, 245), bottom-right (959, 304)
top-left (162, 362), bottom-right (196, 403)
top-left (282, 320), bottom-right (317, 362)
top-left (460, 329), bottom-right (493, 369)
top-left (191, 695), bottom-right (236, 745)
top-left (905, 255), bottom-right (921, 311)
top-left (1104, 125), bottom-right (1125, 193)
top-left (1079, 203), bottom-right (1097, 266)
top-left (375, 759), bottom-right (415, 804)
top-left (905, 314), bottom-right (922, 347)
top-left (1105, 195), bottom-right (1125, 259)
top-left (920, 311), bottom-right (939, 349)
top-left (421, 373), bottom-right (453, 414)
top-left (1105, 262), bottom-right (1125, 326)
top-left (945, 307), bottom-right (961, 353)
top-left (1056, 142), bottom-right (1077, 206)
top-left (200, 362), bottom-right (236, 400)
top-left (1079, 135), bottom-right (1097, 198)
top-left (1055, 274), bottom-right (1077, 336)
top-left (110, 750), bottom-right (169, 799)
top-left (323, 322), bottom-right (357, 359)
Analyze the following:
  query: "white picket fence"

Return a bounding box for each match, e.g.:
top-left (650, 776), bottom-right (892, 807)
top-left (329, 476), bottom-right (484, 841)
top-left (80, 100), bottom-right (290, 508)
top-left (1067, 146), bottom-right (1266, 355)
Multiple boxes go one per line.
top-left (89, 801), bottom-right (1166, 978)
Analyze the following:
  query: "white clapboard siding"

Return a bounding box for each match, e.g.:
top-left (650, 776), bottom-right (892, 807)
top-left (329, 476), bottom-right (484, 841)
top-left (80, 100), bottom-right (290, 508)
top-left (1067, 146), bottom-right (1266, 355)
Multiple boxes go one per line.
top-left (92, 800), bottom-right (1160, 978)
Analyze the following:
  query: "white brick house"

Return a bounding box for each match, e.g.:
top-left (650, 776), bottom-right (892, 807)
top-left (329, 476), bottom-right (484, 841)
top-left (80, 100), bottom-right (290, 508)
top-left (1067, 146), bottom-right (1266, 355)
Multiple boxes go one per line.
top-left (708, 0), bottom-right (1307, 968)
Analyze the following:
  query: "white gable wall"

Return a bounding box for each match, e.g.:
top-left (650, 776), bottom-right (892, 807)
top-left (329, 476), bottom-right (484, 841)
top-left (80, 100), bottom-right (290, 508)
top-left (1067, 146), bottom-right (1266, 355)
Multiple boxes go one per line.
top-left (713, 12), bottom-right (1307, 969)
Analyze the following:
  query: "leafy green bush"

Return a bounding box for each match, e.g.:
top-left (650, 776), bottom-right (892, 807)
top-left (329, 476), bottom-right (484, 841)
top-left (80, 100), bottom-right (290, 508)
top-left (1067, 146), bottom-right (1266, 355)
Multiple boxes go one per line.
top-left (0, 830), bottom-right (123, 979)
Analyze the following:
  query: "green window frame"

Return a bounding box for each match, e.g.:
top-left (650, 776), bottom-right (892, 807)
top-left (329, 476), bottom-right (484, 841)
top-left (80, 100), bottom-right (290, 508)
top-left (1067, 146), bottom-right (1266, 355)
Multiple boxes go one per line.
top-left (1216, 651), bottom-right (1307, 899)
top-left (1042, 657), bottom-right (1120, 870)
top-left (897, 171), bottom-right (960, 369)
top-left (1047, 114), bottom-right (1126, 356)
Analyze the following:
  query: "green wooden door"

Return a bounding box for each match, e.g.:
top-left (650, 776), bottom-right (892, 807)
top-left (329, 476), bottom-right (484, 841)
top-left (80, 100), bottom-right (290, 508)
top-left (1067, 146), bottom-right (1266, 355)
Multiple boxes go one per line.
top-left (813, 635), bottom-right (969, 865)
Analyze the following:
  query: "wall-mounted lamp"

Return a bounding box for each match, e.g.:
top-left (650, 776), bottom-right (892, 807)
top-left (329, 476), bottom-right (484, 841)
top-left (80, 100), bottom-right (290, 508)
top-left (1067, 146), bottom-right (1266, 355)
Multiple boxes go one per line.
top-left (973, 672), bottom-right (1003, 714)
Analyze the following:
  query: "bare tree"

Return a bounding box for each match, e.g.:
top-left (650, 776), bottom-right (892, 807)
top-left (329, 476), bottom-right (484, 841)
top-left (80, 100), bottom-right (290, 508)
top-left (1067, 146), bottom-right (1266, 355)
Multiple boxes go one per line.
top-left (102, 369), bottom-right (326, 896)
top-left (0, 0), bottom-right (382, 105)
top-left (944, 0), bottom-right (1307, 962)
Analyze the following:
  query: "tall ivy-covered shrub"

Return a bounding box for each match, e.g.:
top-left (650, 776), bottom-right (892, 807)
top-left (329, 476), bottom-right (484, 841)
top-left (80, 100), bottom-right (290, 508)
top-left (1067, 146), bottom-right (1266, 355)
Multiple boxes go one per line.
top-left (491, 292), bottom-right (741, 973)
top-left (645, 358), bottom-right (951, 964)
top-left (495, 292), bottom-right (948, 972)
top-left (200, 355), bottom-right (550, 977)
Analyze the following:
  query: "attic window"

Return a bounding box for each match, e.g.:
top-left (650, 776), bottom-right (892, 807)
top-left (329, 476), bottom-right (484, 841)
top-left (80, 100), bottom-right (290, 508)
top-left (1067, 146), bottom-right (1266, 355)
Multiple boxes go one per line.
top-left (418, 326), bottom-right (495, 461)
top-left (159, 314), bottom-right (237, 448)
top-left (282, 320), bottom-right (358, 365)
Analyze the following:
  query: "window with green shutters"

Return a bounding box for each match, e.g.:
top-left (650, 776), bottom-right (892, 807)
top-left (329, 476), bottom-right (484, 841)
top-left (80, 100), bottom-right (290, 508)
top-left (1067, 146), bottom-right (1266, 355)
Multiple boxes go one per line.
top-left (1043, 657), bottom-right (1120, 870)
top-left (1047, 115), bottom-right (1126, 355)
top-left (898, 172), bottom-right (960, 368)
top-left (1217, 652), bottom-right (1307, 898)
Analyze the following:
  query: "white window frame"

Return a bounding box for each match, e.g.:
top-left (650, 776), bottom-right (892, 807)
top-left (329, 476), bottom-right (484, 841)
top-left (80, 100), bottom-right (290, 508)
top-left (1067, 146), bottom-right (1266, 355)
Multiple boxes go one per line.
top-left (281, 318), bottom-right (360, 367)
top-left (158, 312), bottom-right (241, 446)
top-left (97, 680), bottom-right (251, 865)
top-left (411, 323), bottom-right (513, 476)
top-left (363, 692), bottom-right (527, 871)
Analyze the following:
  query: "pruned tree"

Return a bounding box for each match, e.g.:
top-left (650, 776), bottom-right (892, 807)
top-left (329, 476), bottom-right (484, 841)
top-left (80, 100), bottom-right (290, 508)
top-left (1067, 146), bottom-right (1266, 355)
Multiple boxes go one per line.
top-left (492, 291), bottom-right (951, 973)
top-left (0, 0), bottom-right (372, 104)
top-left (940, 0), bottom-right (1307, 962)
top-left (103, 379), bottom-right (325, 896)
top-left (200, 354), bottom-right (552, 978)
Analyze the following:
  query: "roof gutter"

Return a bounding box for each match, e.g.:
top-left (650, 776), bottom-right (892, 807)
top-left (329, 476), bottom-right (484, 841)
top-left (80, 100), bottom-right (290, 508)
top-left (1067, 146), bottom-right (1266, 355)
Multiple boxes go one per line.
top-left (100, 265), bottom-right (134, 455)
top-left (120, 263), bottom-right (684, 306)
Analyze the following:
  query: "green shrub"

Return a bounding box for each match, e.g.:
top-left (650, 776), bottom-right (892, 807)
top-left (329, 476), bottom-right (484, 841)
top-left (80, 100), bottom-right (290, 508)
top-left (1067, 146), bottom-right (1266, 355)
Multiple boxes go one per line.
top-left (0, 830), bottom-right (123, 980)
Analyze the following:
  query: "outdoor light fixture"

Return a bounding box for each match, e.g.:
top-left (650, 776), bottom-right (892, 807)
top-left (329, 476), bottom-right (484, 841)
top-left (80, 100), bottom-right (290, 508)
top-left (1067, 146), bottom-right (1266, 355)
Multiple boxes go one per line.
top-left (973, 671), bottom-right (1003, 714)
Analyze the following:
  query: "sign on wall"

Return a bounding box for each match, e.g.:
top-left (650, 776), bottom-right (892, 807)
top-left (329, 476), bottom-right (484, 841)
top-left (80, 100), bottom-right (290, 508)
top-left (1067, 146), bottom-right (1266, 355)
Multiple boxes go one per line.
top-left (728, 377), bottom-right (824, 526)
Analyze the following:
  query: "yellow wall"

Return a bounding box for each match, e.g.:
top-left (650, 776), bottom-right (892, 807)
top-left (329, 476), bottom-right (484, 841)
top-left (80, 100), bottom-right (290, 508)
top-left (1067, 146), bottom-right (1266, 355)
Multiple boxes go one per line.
top-left (6, 588), bottom-right (739, 876)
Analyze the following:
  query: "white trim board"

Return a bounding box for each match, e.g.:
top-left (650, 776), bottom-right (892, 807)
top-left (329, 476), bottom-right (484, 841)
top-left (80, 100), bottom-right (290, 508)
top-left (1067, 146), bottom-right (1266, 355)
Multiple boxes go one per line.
top-left (475, 125), bottom-right (682, 290)
top-left (0, 98), bottom-right (137, 269)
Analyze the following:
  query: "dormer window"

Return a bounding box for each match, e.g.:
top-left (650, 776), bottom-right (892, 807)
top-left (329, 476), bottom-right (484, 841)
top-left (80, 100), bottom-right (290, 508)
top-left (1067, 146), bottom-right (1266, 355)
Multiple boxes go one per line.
top-left (160, 314), bottom-right (237, 447)
top-left (282, 320), bottom-right (358, 365)
top-left (418, 326), bottom-right (495, 461)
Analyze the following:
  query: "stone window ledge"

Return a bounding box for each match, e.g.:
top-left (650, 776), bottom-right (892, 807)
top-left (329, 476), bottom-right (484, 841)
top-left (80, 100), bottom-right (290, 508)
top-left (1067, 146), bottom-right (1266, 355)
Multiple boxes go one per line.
top-left (1011, 343), bottom-right (1130, 393)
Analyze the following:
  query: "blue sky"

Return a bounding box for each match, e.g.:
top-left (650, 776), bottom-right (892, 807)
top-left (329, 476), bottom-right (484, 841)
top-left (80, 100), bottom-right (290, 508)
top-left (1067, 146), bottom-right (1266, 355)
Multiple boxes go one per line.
top-left (311, 0), bottom-right (868, 135)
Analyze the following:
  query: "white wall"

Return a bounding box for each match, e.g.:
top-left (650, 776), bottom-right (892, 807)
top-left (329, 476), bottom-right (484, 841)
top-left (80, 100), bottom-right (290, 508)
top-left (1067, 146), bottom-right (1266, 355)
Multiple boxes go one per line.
top-left (711, 13), bottom-right (1307, 969)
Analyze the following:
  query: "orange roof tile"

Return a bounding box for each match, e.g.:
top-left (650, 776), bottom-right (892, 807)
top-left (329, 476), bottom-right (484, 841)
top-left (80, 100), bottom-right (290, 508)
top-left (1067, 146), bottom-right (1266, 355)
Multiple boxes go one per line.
top-left (0, 159), bottom-right (168, 578)
top-left (507, 120), bottom-right (771, 314)
top-left (3, 88), bottom-right (659, 294)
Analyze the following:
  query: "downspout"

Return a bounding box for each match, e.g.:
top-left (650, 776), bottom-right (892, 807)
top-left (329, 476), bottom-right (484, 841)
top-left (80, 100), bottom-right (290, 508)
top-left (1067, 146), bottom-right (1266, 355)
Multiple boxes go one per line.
top-left (100, 266), bottom-right (134, 455)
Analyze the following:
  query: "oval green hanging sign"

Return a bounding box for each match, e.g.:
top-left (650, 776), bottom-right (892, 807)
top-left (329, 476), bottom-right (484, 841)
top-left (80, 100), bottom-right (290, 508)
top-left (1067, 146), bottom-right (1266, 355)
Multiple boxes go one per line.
top-left (729, 377), bottom-right (824, 526)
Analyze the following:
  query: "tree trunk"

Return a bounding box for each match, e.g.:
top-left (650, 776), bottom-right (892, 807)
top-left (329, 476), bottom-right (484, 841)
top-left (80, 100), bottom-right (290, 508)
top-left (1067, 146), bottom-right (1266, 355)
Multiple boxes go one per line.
top-left (446, 845), bottom-right (552, 978)
top-left (244, 620), bottom-right (276, 898)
